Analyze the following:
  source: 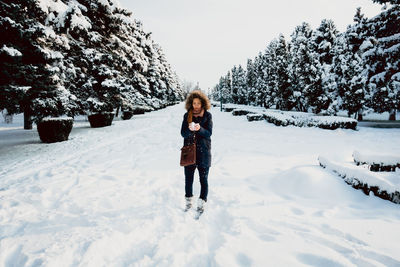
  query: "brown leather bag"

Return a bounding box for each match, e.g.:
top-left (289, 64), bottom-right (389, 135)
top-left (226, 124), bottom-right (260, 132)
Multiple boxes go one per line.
top-left (180, 134), bottom-right (196, 166)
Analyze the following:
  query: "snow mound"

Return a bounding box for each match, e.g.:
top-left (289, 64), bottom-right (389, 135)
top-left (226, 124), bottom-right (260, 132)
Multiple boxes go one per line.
top-left (268, 166), bottom-right (359, 204)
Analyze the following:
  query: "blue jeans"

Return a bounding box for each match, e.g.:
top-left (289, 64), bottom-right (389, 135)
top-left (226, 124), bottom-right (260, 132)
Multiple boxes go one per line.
top-left (184, 165), bottom-right (209, 201)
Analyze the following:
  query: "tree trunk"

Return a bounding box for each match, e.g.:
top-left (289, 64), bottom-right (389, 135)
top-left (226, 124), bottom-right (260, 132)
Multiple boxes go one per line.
top-left (357, 108), bottom-right (363, 121)
top-left (24, 108), bottom-right (32, 130)
top-left (116, 106), bottom-right (120, 117)
top-left (389, 109), bottom-right (396, 121)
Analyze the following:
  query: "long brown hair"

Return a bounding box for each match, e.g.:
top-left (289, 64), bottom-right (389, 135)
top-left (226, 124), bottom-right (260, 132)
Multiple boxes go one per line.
top-left (185, 90), bottom-right (211, 123)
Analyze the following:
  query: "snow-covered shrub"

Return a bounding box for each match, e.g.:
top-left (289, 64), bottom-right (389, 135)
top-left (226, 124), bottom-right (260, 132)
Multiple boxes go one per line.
top-left (247, 114), bottom-right (264, 121)
top-left (232, 109), bottom-right (254, 116)
top-left (121, 111), bottom-right (133, 120)
top-left (262, 111), bottom-right (296, 126)
top-left (88, 112), bottom-right (114, 128)
top-left (37, 117), bottom-right (73, 143)
top-left (222, 107), bottom-right (235, 112)
top-left (306, 116), bottom-right (357, 130)
top-left (353, 150), bottom-right (400, 172)
top-left (261, 110), bottom-right (357, 129)
top-left (318, 156), bottom-right (400, 204)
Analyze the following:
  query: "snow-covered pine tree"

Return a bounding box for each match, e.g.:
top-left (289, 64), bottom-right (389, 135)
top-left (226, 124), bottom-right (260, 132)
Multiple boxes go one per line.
top-left (264, 40), bottom-right (279, 108)
top-left (253, 52), bottom-right (268, 107)
top-left (0, 0), bottom-right (29, 122)
top-left (0, 0), bottom-right (75, 129)
top-left (223, 71), bottom-right (233, 103)
top-left (312, 19), bottom-right (339, 65)
top-left (236, 65), bottom-right (248, 104)
top-left (371, 0), bottom-right (398, 4)
top-left (310, 19), bottom-right (340, 114)
top-left (211, 83), bottom-right (220, 102)
top-left (362, 3), bottom-right (400, 120)
top-left (231, 65), bottom-right (239, 104)
top-left (216, 72), bottom-right (232, 103)
top-left (333, 7), bottom-right (371, 119)
top-left (246, 59), bottom-right (257, 105)
top-left (274, 34), bottom-right (292, 110)
top-left (331, 33), bottom-right (366, 119)
top-left (288, 22), bottom-right (315, 112)
top-left (1, 0), bottom-right (184, 123)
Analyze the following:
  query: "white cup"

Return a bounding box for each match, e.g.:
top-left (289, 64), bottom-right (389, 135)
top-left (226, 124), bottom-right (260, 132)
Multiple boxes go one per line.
top-left (190, 122), bottom-right (195, 130)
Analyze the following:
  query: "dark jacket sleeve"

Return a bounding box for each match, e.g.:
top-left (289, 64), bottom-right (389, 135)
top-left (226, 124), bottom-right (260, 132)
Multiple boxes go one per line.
top-left (181, 113), bottom-right (193, 138)
top-left (197, 112), bottom-right (213, 138)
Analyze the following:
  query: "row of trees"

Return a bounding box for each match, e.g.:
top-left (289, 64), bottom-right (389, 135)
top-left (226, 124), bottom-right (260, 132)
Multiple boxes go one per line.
top-left (211, 0), bottom-right (400, 120)
top-left (0, 0), bottom-right (184, 129)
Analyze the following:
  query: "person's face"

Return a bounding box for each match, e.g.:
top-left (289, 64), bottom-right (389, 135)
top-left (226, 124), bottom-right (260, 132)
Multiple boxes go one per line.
top-left (192, 98), bottom-right (202, 112)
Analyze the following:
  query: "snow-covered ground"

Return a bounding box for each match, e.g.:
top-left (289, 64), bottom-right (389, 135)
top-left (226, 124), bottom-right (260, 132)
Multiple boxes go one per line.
top-left (1, 103), bottom-right (400, 266)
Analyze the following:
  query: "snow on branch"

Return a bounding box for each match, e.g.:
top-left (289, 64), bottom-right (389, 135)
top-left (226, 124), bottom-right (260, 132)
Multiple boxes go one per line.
top-left (1, 45), bottom-right (22, 57)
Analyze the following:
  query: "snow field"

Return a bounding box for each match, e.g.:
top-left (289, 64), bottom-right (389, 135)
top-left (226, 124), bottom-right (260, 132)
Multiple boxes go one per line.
top-left (1, 103), bottom-right (400, 266)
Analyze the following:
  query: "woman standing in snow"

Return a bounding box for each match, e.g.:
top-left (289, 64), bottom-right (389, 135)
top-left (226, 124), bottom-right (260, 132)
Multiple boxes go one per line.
top-left (180, 90), bottom-right (213, 214)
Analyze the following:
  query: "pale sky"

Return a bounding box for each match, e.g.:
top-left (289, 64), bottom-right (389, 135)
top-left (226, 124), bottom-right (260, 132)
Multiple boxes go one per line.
top-left (117, 0), bottom-right (383, 92)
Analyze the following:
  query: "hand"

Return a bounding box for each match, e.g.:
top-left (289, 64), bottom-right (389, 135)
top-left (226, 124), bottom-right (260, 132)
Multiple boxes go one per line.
top-left (188, 122), bottom-right (195, 131)
top-left (194, 123), bottom-right (200, 131)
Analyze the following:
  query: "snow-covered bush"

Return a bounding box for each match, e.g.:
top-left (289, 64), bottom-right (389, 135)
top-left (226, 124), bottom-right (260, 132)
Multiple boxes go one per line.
top-left (263, 111), bottom-right (296, 126)
top-left (353, 150), bottom-right (400, 172)
top-left (121, 111), bottom-right (133, 120)
top-left (247, 113), bottom-right (264, 121)
top-left (37, 117), bottom-right (73, 143)
top-left (232, 109), bottom-right (254, 116)
top-left (222, 107), bottom-right (235, 112)
top-left (223, 103), bottom-right (358, 129)
top-left (262, 110), bottom-right (357, 129)
top-left (318, 156), bottom-right (400, 204)
top-left (305, 116), bottom-right (357, 130)
top-left (88, 112), bottom-right (114, 128)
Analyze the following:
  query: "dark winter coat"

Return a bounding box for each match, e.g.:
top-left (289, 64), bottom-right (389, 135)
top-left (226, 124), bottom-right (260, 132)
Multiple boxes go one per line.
top-left (181, 110), bottom-right (213, 168)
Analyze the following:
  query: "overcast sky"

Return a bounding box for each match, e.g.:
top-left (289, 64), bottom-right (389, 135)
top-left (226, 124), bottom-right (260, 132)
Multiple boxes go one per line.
top-left (117, 0), bottom-right (383, 92)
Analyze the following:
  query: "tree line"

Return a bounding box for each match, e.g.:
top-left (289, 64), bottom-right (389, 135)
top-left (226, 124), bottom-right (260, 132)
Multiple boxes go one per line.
top-left (0, 0), bottom-right (184, 129)
top-left (211, 0), bottom-right (400, 120)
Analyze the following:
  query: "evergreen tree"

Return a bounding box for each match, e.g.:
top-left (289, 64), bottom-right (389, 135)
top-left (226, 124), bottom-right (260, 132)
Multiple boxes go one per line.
top-left (218, 72), bottom-right (232, 103)
top-left (231, 65), bottom-right (239, 104)
top-left (264, 40), bottom-right (278, 108)
top-left (371, 0), bottom-right (398, 4)
top-left (1, 0), bottom-right (184, 124)
top-left (0, 0), bottom-right (75, 128)
top-left (211, 83), bottom-right (220, 101)
top-left (236, 65), bottom-right (248, 104)
top-left (362, 4), bottom-right (400, 120)
top-left (312, 19), bottom-right (339, 65)
top-left (331, 34), bottom-right (366, 118)
top-left (253, 53), bottom-right (268, 107)
top-left (212, 1), bottom-right (399, 119)
top-left (246, 59), bottom-right (257, 105)
top-left (274, 34), bottom-right (292, 110)
top-left (288, 22), bottom-right (315, 112)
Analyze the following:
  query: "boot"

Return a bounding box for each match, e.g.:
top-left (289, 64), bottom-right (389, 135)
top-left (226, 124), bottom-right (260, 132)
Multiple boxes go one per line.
top-left (197, 198), bottom-right (206, 213)
top-left (184, 197), bottom-right (193, 211)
